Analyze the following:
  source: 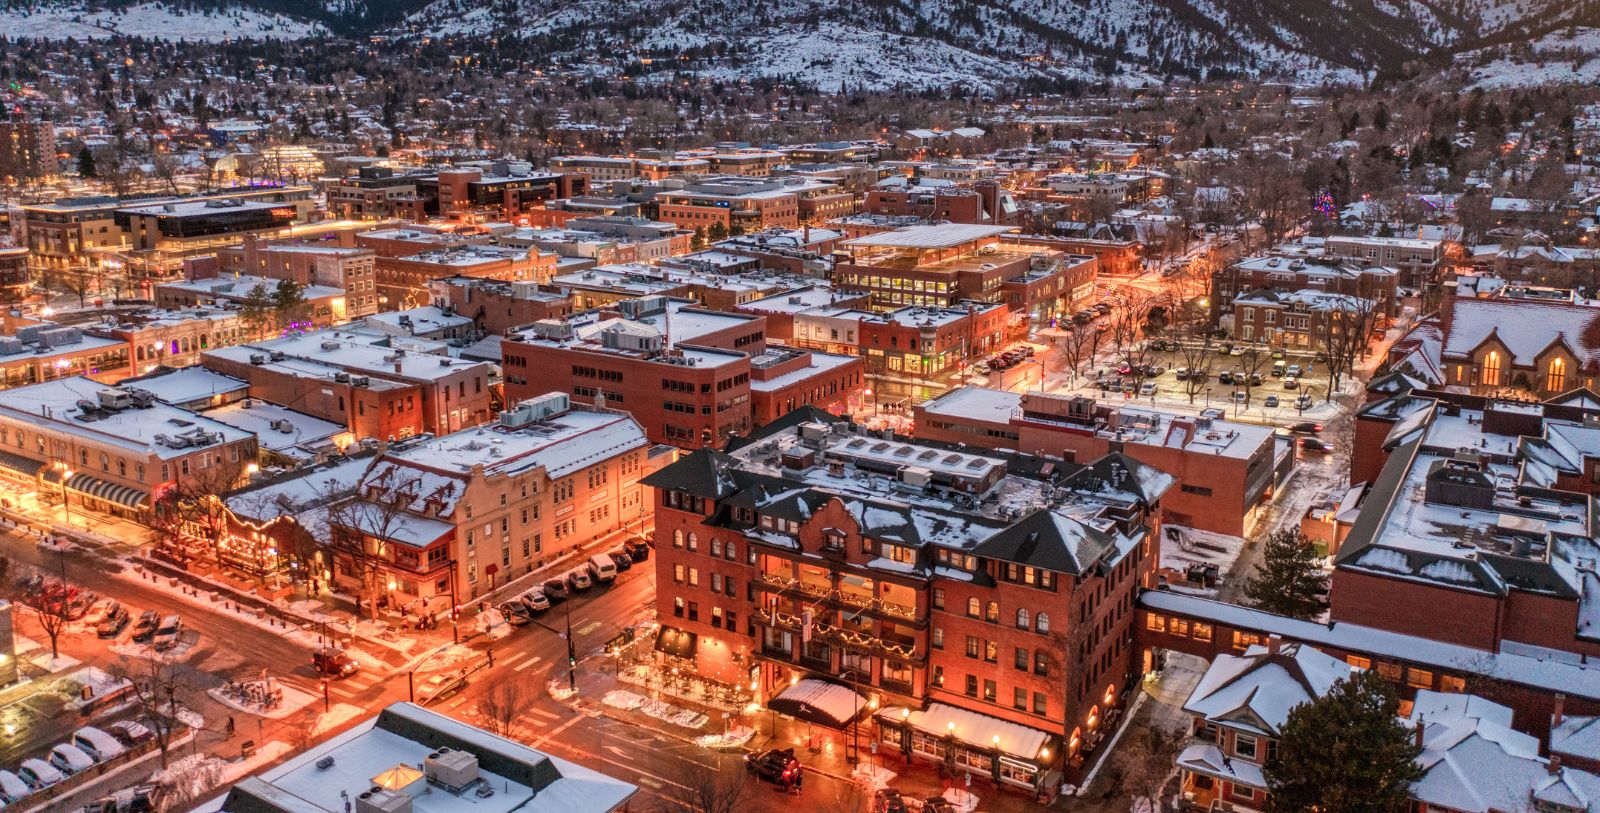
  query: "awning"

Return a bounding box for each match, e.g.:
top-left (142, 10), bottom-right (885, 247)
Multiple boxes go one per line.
top-left (0, 451), bottom-right (44, 478)
top-left (654, 626), bottom-right (697, 660)
top-left (1176, 742), bottom-right (1267, 789)
top-left (63, 473), bottom-right (148, 509)
top-left (878, 702), bottom-right (1054, 762)
top-left (769, 678), bottom-right (866, 730)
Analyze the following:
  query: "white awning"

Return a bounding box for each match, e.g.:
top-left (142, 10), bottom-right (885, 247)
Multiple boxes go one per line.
top-left (879, 703), bottom-right (1051, 761)
top-left (1177, 742), bottom-right (1267, 789)
top-left (769, 679), bottom-right (865, 729)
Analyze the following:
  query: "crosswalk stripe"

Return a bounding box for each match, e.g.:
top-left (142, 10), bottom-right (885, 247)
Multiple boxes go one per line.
top-left (512, 655), bottom-right (543, 673)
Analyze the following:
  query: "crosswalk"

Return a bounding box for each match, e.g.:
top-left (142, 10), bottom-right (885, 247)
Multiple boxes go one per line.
top-left (320, 669), bottom-right (384, 701)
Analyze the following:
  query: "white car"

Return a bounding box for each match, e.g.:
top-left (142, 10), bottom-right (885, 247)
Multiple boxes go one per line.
top-left (71, 727), bottom-right (126, 762)
top-left (47, 743), bottom-right (94, 775)
top-left (0, 770), bottom-right (29, 802)
top-left (17, 759), bottom-right (62, 790)
top-left (1138, 382), bottom-right (1157, 396)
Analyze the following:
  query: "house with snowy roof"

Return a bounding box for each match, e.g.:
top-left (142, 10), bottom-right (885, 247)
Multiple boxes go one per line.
top-left (1409, 690), bottom-right (1600, 813)
top-left (1176, 639), bottom-right (1354, 813)
top-left (1434, 294), bottom-right (1600, 398)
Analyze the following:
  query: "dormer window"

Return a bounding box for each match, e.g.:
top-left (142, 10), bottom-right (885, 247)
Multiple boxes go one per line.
top-left (822, 529), bottom-right (845, 552)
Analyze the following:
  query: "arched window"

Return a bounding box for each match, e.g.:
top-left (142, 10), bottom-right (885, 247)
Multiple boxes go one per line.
top-left (672, 529), bottom-right (684, 549)
top-left (1483, 350), bottom-right (1502, 387)
top-left (966, 597), bottom-right (981, 618)
top-left (686, 532), bottom-right (698, 552)
top-left (1016, 608), bottom-right (1030, 630)
top-left (985, 601), bottom-right (999, 623)
top-left (1549, 357), bottom-right (1567, 392)
top-left (1036, 613), bottom-right (1050, 634)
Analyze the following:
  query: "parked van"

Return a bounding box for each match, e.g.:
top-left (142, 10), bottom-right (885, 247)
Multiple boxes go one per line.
top-left (71, 727), bottom-right (126, 763)
top-left (587, 554), bottom-right (617, 583)
top-left (47, 743), bottom-right (94, 775)
top-left (152, 615), bottom-right (182, 651)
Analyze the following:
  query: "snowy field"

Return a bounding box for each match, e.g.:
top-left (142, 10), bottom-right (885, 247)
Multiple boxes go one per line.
top-left (1457, 28), bottom-right (1600, 89)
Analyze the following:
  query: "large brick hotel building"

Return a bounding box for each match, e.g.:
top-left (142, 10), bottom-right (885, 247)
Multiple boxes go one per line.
top-left (642, 411), bottom-right (1174, 793)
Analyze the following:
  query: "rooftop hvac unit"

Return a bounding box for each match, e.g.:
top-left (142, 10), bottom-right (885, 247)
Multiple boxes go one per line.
top-left (322, 341), bottom-right (342, 351)
top-left (334, 372), bottom-right (351, 383)
top-left (352, 376), bottom-right (369, 387)
top-left (269, 351), bottom-right (287, 362)
top-left (97, 388), bottom-right (132, 410)
top-left (354, 788), bottom-right (413, 813)
top-left (529, 320), bottom-right (575, 341)
top-left (250, 353), bottom-right (267, 365)
top-left (423, 748), bottom-right (480, 791)
top-left (0, 336), bottom-right (25, 356)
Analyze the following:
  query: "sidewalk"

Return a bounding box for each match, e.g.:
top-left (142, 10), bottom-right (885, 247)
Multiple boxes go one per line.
top-left (558, 651), bottom-right (1050, 813)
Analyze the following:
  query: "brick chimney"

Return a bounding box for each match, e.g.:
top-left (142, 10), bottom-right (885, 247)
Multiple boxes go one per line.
top-left (1555, 693), bottom-right (1567, 727)
top-left (1266, 634), bottom-right (1282, 655)
top-left (1414, 718), bottom-right (1426, 750)
top-left (1549, 755), bottom-right (1562, 775)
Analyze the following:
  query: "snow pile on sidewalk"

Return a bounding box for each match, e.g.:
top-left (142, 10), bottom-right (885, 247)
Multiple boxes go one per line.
top-left (61, 667), bottom-right (131, 710)
top-left (695, 725), bottom-right (755, 749)
top-left (312, 703), bottom-right (365, 735)
top-left (149, 742), bottom-right (295, 806)
top-left (602, 689), bottom-right (646, 711)
top-left (941, 787), bottom-right (979, 813)
top-left (206, 678), bottom-right (315, 719)
top-left (851, 761), bottom-right (896, 791)
top-left (600, 689), bottom-right (707, 729)
top-left (548, 680), bottom-right (577, 701)
top-left (16, 634), bottom-right (81, 672)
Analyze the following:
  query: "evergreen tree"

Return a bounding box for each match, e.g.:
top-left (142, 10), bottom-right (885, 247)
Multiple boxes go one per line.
top-left (77, 146), bottom-right (96, 179)
top-left (1266, 669), bottom-right (1424, 813)
top-left (707, 221), bottom-right (728, 242)
top-left (241, 283), bottom-right (272, 337)
top-left (1243, 529), bottom-right (1327, 619)
top-left (271, 279), bottom-right (306, 330)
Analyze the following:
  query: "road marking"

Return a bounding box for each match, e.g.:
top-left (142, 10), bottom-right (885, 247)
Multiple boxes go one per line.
top-left (525, 706), bottom-right (560, 721)
top-left (602, 745), bottom-right (630, 758)
top-left (577, 620), bottom-right (602, 636)
top-left (527, 713), bottom-right (583, 748)
top-left (512, 655), bottom-right (543, 672)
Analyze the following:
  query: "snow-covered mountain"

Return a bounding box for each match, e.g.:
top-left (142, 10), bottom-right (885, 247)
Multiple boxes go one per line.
top-left (2, 0), bottom-right (1598, 90)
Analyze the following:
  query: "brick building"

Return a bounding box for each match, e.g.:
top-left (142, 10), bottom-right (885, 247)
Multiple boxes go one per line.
top-left (654, 177), bottom-right (831, 232)
top-left (375, 246), bottom-right (556, 309)
top-left (736, 286), bottom-right (872, 343)
top-left (218, 234), bottom-right (380, 319)
top-left (914, 389), bottom-right (1289, 537)
top-left (1213, 255), bottom-right (1398, 324)
top-left (642, 414), bottom-right (1174, 793)
top-left (748, 345), bottom-right (864, 424)
top-left (863, 179), bottom-right (1017, 226)
top-left (1324, 235), bottom-right (1445, 292)
top-left (1228, 289), bottom-right (1378, 353)
top-left (428, 276), bottom-right (573, 336)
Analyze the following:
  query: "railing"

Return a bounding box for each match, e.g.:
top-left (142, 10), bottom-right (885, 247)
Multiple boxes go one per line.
top-left (755, 573), bottom-right (922, 624)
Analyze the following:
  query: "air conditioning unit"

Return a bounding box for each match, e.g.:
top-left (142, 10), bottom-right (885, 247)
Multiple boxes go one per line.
top-left (269, 351), bottom-right (287, 362)
top-left (334, 372), bottom-right (351, 383)
top-left (250, 353), bottom-right (267, 365)
top-left (97, 388), bottom-right (133, 410)
top-left (423, 748), bottom-right (480, 791)
top-left (322, 341), bottom-right (341, 351)
top-left (354, 788), bottom-right (413, 813)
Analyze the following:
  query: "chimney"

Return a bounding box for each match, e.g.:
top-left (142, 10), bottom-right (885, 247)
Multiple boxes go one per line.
top-left (1266, 634), bottom-right (1281, 655)
top-left (1549, 755), bottom-right (1562, 775)
top-left (1414, 718), bottom-right (1425, 750)
top-left (394, 362), bottom-right (402, 375)
top-left (1555, 693), bottom-right (1567, 727)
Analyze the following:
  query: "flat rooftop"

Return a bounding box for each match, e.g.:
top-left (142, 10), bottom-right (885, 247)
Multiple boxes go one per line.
top-left (0, 376), bottom-right (253, 461)
top-left (209, 330), bottom-right (487, 383)
top-left (749, 350), bottom-right (857, 392)
top-left (388, 406), bottom-right (646, 478)
top-left (844, 224), bottom-right (1012, 249)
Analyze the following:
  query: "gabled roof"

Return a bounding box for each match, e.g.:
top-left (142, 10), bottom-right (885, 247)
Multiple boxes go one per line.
top-left (969, 508), bottom-right (1114, 575)
top-left (1442, 297), bottom-right (1600, 370)
top-left (639, 447), bottom-right (740, 499)
top-left (1182, 642), bottom-right (1354, 736)
top-left (1062, 452), bottom-right (1175, 505)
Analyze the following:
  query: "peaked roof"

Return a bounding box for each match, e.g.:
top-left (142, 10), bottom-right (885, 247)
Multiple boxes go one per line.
top-left (1182, 642), bottom-right (1354, 736)
top-left (1443, 297), bottom-right (1600, 370)
top-left (970, 508), bottom-right (1115, 575)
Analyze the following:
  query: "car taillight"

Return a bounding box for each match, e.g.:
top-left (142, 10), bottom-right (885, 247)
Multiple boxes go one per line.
top-left (1314, 424), bottom-right (1323, 431)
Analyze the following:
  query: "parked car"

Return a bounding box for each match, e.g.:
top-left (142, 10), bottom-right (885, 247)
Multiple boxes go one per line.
top-left (623, 539), bottom-right (650, 562)
top-left (1288, 421), bottom-right (1322, 433)
top-left (312, 647), bottom-right (360, 678)
top-left (542, 579), bottom-right (570, 601)
top-left (1173, 367), bottom-right (1189, 381)
top-left (497, 602), bottom-right (532, 626)
top-left (1285, 364), bottom-right (1302, 377)
top-left (1250, 373), bottom-right (1264, 386)
top-left (1294, 395), bottom-right (1315, 410)
top-left (1263, 395), bottom-right (1280, 408)
top-left (744, 748), bottom-right (802, 785)
top-left (0, 769), bottom-right (28, 802)
top-left (566, 569), bottom-right (593, 592)
top-left (1138, 382), bottom-right (1157, 396)
top-left (1199, 408), bottom-right (1226, 419)
top-left (1283, 376), bottom-right (1300, 389)
top-left (151, 615), bottom-right (182, 651)
top-left (520, 588), bottom-right (551, 613)
top-left (1271, 360), bottom-right (1287, 377)
top-left (1299, 437), bottom-right (1335, 454)
top-left (1231, 391), bottom-right (1248, 403)
top-left (874, 788), bottom-right (910, 813)
top-left (95, 603), bottom-right (130, 638)
top-left (1218, 370), bottom-right (1233, 385)
top-left (1017, 345), bottom-right (1035, 357)
top-left (1271, 349), bottom-right (1286, 359)
top-left (587, 553), bottom-right (618, 583)
top-left (71, 727), bottom-right (126, 763)
top-left (1143, 364), bottom-right (1163, 377)
top-left (608, 551), bottom-right (633, 572)
top-left (17, 759), bottom-right (63, 790)
top-left (129, 611), bottom-right (160, 643)
top-left (1230, 345), bottom-right (1245, 356)
top-left (107, 721), bottom-right (154, 747)
top-left (923, 798), bottom-right (960, 813)
top-left (48, 743), bottom-right (94, 775)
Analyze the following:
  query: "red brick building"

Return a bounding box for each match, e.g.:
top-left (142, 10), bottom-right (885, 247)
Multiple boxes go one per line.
top-left (914, 389), bottom-right (1290, 537)
top-left (748, 346), bottom-right (865, 424)
top-left (643, 415), bottom-right (1174, 793)
top-left (863, 179), bottom-right (1017, 226)
top-left (427, 276), bottom-right (574, 336)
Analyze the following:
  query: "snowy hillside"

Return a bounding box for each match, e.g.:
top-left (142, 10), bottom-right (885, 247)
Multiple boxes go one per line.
top-left (1450, 27), bottom-right (1600, 89)
top-left (1, 1), bottom-right (326, 40)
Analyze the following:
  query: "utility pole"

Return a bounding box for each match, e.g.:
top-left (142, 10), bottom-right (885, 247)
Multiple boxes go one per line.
top-left (565, 595), bottom-right (576, 691)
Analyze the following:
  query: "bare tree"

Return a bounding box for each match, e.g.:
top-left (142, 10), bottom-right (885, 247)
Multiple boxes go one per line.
top-left (323, 465), bottom-right (426, 621)
top-left (112, 650), bottom-right (194, 769)
top-left (150, 464), bottom-right (245, 572)
top-left (1056, 324), bottom-right (1100, 384)
top-left (660, 754), bottom-right (749, 813)
top-left (1108, 291), bottom-right (1159, 391)
top-left (0, 559), bottom-right (70, 662)
top-left (1176, 331), bottom-right (1217, 405)
top-left (1112, 725), bottom-right (1184, 813)
top-left (51, 266), bottom-right (101, 308)
top-left (475, 681), bottom-right (533, 738)
top-left (1236, 347), bottom-right (1274, 408)
top-left (1318, 298), bottom-right (1380, 401)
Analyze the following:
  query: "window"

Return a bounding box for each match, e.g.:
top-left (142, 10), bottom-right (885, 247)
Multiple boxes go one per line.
top-left (1406, 667), bottom-right (1433, 689)
top-left (1035, 651), bottom-right (1049, 676)
top-left (985, 601), bottom-right (999, 623)
top-left (1033, 692), bottom-right (1047, 715)
top-left (966, 597), bottom-right (981, 618)
top-left (984, 641), bottom-right (997, 663)
top-left (932, 588), bottom-right (945, 610)
top-left (1346, 655), bottom-right (1372, 670)
top-left (983, 679), bottom-right (996, 702)
top-left (1234, 733), bottom-right (1258, 760)
top-left (932, 665), bottom-right (944, 688)
top-left (1377, 662), bottom-right (1402, 681)
top-left (1013, 688), bottom-right (1028, 710)
top-left (1146, 614), bottom-right (1166, 632)
top-left (673, 529), bottom-right (684, 549)
top-left (1181, 484), bottom-right (1213, 496)
top-left (687, 533), bottom-right (698, 552)
top-left (1016, 608), bottom-right (1030, 630)
top-left (1483, 350), bottom-right (1502, 387)
top-left (1549, 357), bottom-right (1567, 392)
top-left (1035, 613), bottom-right (1050, 634)
top-left (932, 628), bottom-right (944, 649)
top-left (1440, 675), bottom-right (1466, 693)
top-left (965, 636), bottom-right (980, 658)
top-left (1014, 648), bottom-right (1028, 670)
top-left (1192, 623), bottom-right (1213, 642)
top-left (965, 675), bottom-right (978, 697)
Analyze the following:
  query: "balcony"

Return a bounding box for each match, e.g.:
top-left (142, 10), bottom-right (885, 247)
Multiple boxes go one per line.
top-left (754, 608), bottom-right (925, 665)
top-left (754, 573), bottom-right (924, 627)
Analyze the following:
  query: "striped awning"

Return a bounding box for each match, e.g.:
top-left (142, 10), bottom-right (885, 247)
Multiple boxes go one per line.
top-left (0, 451), bottom-right (44, 477)
top-left (62, 474), bottom-right (148, 509)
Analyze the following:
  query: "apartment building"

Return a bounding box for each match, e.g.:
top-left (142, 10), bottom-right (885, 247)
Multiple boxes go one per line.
top-left (0, 119), bottom-right (56, 183)
top-left (427, 276), bottom-right (573, 336)
top-left (864, 178), bottom-right (1017, 226)
top-left (218, 235), bottom-right (380, 319)
top-left (327, 393), bottom-right (655, 604)
top-left (1213, 254), bottom-right (1398, 323)
top-left (1324, 235), bottom-right (1445, 292)
top-left (1228, 289), bottom-right (1379, 353)
top-left (914, 389), bottom-right (1289, 537)
top-left (643, 415), bottom-right (1173, 793)
top-left (0, 376), bottom-right (256, 519)
top-left (325, 165), bottom-right (428, 221)
top-left (654, 177), bottom-right (830, 232)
